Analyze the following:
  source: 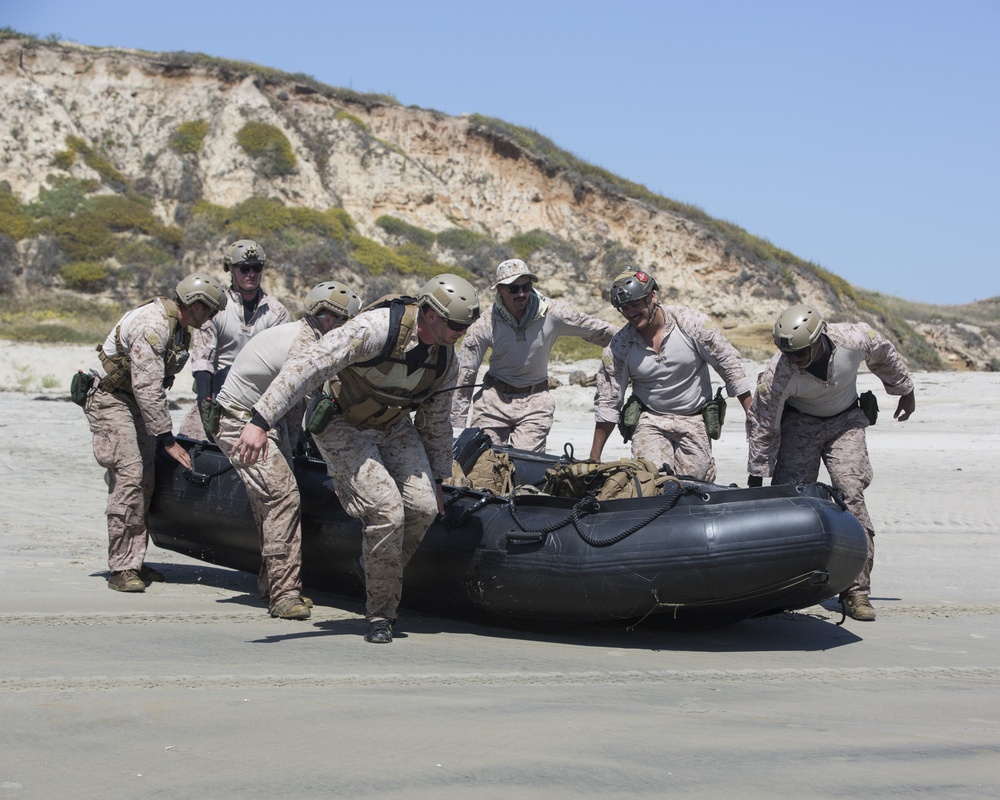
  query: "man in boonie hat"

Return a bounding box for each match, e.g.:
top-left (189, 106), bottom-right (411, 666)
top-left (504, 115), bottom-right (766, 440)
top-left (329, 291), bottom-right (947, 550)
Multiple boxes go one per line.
top-left (452, 258), bottom-right (619, 452)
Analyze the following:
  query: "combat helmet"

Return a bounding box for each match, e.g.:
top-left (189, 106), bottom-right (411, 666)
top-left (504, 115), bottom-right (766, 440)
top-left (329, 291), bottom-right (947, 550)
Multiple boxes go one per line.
top-left (223, 239), bottom-right (267, 272)
top-left (610, 268), bottom-right (658, 309)
top-left (773, 305), bottom-right (826, 353)
top-left (306, 281), bottom-right (363, 319)
top-left (175, 272), bottom-right (227, 313)
top-left (419, 274), bottom-right (481, 326)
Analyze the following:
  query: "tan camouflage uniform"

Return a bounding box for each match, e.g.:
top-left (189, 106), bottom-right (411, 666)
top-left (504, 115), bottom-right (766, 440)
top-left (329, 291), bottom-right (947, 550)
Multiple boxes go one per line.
top-left (452, 295), bottom-right (618, 452)
top-left (213, 320), bottom-right (319, 612)
top-left (595, 305), bottom-right (750, 481)
top-left (748, 322), bottom-right (915, 597)
top-left (252, 307), bottom-right (457, 624)
top-left (178, 285), bottom-right (289, 439)
top-left (84, 300), bottom-right (187, 573)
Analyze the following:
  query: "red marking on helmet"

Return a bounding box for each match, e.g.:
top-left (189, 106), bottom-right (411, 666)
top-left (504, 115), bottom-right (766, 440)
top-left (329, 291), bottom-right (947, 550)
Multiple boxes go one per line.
top-left (635, 271), bottom-right (650, 283)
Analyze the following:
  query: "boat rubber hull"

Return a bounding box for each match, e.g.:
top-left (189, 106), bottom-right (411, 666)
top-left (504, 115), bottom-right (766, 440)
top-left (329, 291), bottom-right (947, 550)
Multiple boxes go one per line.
top-left (148, 438), bottom-right (869, 629)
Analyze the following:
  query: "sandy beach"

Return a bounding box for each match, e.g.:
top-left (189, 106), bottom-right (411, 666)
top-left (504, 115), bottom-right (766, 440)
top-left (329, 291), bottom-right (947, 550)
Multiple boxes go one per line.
top-left (1, 342), bottom-right (998, 798)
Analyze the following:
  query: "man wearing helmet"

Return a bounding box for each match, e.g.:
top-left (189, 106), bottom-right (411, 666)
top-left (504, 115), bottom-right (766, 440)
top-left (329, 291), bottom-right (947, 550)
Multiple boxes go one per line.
top-left (590, 268), bottom-right (752, 480)
top-left (231, 274), bottom-right (480, 643)
top-left (81, 273), bottom-right (227, 592)
top-left (747, 305), bottom-right (916, 622)
top-left (451, 258), bottom-right (619, 452)
top-left (178, 239), bottom-right (290, 439)
top-left (209, 281), bottom-right (363, 620)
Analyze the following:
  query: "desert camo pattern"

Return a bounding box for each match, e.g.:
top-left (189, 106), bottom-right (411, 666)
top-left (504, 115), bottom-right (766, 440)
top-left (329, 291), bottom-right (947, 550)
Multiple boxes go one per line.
top-left (253, 307), bottom-right (457, 481)
top-left (313, 415), bottom-right (439, 622)
top-left (748, 322), bottom-right (915, 597)
top-left (84, 300), bottom-right (178, 571)
top-left (595, 305), bottom-right (750, 423)
top-left (188, 285), bottom-right (290, 375)
top-left (451, 296), bottom-right (618, 446)
top-left (463, 386), bottom-right (556, 452)
top-left (215, 416), bottom-right (304, 609)
top-left (210, 319), bottom-right (321, 610)
top-left (630, 410), bottom-right (717, 481)
top-left (250, 307), bottom-right (456, 622)
top-left (179, 286), bottom-right (290, 439)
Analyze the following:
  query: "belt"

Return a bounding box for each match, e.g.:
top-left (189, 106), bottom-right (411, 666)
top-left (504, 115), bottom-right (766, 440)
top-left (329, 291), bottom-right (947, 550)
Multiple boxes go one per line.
top-left (484, 373), bottom-right (549, 396)
top-left (784, 397), bottom-right (859, 421)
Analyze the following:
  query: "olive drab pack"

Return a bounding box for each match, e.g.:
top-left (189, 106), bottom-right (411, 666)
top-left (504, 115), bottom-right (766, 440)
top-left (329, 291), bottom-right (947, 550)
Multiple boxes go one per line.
top-left (701, 386), bottom-right (728, 440)
top-left (96, 298), bottom-right (190, 394)
top-left (199, 397), bottom-right (222, 438)
top-left (69, 370), bottom-right (95, 407)
top-left (543, 458), bottom-right (664, 501)
top-left (461, 448), bottom-right (517, 495)
top-left (325, 296), bottom-right (452, 431)
top-left (306, 384), bottom-right (337, 435)
top-left (617, 394), bottom-right (645, 443)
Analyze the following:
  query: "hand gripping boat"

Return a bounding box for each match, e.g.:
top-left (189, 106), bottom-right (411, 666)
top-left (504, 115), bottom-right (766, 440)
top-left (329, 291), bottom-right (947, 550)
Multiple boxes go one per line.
top-left (148, 430), bottom-right (867, 629)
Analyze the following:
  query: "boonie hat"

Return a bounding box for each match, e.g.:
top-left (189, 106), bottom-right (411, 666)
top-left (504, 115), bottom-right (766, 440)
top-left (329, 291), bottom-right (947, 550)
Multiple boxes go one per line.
top-left (492, 259), bottom-right (539, 289)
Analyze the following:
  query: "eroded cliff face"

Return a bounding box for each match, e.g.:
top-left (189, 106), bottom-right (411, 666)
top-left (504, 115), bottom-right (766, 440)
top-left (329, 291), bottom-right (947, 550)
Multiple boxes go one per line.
top-left (1, 38), bottom-right (994, 369)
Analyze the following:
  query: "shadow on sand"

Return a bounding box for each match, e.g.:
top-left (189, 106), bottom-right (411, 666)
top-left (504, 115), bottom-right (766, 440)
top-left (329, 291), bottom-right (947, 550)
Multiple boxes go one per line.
top-left (129, 559), bottom-right (864, 653)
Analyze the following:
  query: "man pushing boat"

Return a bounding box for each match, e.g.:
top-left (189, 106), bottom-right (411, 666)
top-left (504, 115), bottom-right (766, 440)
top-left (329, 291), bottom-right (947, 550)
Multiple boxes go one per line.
top-left (231, 274), bottom-right (480, 644)
top-left (747, 304), bottom-right (916, 621)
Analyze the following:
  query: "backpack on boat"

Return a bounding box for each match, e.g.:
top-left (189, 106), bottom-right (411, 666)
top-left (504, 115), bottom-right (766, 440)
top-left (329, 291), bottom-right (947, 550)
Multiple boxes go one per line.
top-left (543, 458), bottom-right (663, 501)
top-left (460, 448), bottom-right (516, 495)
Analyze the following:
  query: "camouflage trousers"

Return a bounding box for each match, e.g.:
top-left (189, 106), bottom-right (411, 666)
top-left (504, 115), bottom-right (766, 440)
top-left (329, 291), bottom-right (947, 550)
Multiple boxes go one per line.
top-left (774, 406), bottom-right (874, 596)
top-left (84, 389), bottom-right (156, 573)
top-left (313, 416), bottom-right (438, 623)
top-left (214, 415), bottom-right (304, 611)
top-left (631, 411), bottom-right (716, 482)
top-left (470, 386), bottom-right (555, 453)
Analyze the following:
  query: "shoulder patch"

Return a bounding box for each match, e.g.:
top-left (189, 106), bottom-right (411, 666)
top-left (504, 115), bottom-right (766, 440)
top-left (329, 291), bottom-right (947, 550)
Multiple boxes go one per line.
top-left (145, 333), bottom-right (161, 348)
top-left (866, 328), bottom-right (877, 340)
top-left (757, 382), bottom-right (769, 397)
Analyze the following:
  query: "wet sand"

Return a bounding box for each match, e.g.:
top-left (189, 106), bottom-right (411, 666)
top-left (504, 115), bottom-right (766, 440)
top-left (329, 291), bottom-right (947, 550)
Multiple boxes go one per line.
top-left (1, 345), bottom-right (998, 798)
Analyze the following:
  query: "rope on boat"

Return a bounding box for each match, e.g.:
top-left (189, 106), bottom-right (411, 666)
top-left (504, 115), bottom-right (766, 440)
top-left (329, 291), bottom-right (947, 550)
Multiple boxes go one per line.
top-left (625, 570), bottom-right (830, 630)
top-left (183, 442), bottom-right (235, 487)
top-left (504, 482), bottom-right (692, 547)
top-left (811, 481), bottom-right (849, 511)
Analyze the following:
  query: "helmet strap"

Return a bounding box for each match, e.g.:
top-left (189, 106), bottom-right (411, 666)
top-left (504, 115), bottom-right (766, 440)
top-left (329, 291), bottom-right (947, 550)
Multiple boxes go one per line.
top-left (417, 307), bottom-right (448, 346)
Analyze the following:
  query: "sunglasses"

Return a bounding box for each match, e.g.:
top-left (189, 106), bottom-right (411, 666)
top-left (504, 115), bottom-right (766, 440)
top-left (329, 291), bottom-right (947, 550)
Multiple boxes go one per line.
top-left (503, 281), bottom-right (532, 295)
top-left (446, 319), bottom-right (471, 333)
top-left (237, 263), bottom-right (264, 274)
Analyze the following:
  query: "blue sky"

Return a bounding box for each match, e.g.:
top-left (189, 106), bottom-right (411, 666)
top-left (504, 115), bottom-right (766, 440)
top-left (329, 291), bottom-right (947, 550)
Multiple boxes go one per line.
top-left (4, 0), bottom-right (997, 305)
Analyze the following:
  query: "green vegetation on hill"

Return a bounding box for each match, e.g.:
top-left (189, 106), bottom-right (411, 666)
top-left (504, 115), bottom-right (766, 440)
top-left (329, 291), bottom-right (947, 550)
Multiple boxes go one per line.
top-left (0, 165), bottom-right (473, 338)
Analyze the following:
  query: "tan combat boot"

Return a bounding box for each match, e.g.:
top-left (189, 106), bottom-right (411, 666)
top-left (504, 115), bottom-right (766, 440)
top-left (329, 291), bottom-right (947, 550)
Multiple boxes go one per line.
top-left (108, 569), bottom-right (146, 592)
top-left (842, 593), bottom-right (877, 621)
top-left (270, 596), bottom-right (311, 620)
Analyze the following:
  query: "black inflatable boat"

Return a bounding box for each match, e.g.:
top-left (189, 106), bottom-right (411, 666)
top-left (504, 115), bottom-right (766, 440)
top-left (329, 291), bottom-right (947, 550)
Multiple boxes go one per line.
top-left (148, 432), bottom-right (867, 629)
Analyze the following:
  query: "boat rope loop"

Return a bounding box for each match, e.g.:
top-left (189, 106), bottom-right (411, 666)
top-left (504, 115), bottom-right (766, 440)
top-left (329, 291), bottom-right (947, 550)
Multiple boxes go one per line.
top-left (183, 443), bottom-right (235, 487)
top-left (804, 480), bottom-right (849, 511)
top-left (626, 570), bottom-right (829, 629)
top-left (505, 483), bottom-right (689, 547)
